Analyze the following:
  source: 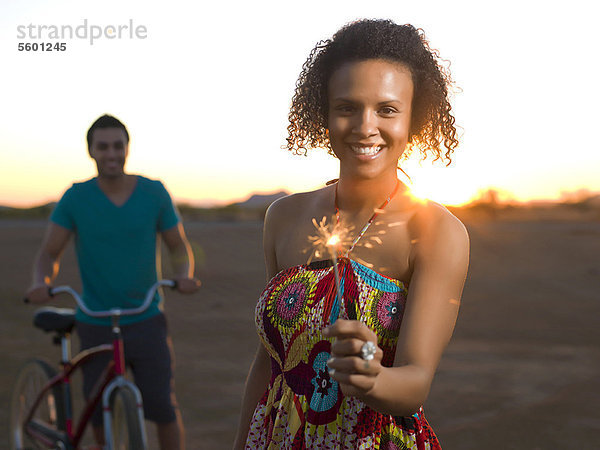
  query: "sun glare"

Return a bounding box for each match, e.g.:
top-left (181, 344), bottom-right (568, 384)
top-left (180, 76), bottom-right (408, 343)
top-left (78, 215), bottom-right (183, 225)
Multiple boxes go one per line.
top-left (406, 170), bottom-right (478, 206)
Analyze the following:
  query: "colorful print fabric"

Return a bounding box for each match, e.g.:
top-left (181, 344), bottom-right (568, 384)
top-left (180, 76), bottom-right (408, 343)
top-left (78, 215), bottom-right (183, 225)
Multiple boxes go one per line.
top-left (247, 258), bottom-right (441, 449)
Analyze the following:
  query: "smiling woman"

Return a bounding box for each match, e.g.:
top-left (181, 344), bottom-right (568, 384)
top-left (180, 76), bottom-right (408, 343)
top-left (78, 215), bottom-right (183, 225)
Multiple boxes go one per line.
top-left (327, 59), bottom-right (414, 182)
top-left (286, 19), bottom-right (458, 165)
top-left (235, 19), bottom-right (469, 449)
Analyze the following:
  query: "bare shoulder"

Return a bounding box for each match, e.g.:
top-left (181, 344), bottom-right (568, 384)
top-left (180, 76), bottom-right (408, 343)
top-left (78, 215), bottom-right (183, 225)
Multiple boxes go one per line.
top-left (409, 200), bottom-right (469, 257)
top-left (266, 191), bottom-right (310, 217)
top-left (264, 187), bottom-right (331, 234)
top-left (263, 187), bottom-right (332, 277)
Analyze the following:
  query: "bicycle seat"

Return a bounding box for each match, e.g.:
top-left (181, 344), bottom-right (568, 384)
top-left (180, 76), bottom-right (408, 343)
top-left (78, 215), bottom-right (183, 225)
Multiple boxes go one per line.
top-left (34, 307), bottom-right (76, 334)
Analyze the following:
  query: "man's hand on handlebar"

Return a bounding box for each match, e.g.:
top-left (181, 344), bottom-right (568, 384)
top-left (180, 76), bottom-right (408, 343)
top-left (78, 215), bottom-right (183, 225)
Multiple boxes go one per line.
top-left (24, 284), bottom-right (53, 304)
top-left (173, 277), bottom-right (201, 294)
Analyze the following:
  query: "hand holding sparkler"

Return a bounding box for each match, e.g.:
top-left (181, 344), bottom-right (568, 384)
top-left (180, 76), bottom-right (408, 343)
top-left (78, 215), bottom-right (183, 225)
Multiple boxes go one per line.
top-left (324, 319), bottom-right (383, 399)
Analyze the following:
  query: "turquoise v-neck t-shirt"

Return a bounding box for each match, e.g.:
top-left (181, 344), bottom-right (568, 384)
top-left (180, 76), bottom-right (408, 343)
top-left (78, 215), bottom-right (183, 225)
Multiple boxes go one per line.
top-left (50, 176), bottom-right (180, 325)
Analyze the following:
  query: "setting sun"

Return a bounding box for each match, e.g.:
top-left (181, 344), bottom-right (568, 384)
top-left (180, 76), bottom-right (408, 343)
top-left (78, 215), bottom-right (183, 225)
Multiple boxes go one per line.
top-left (400, 163), bottom-right (479, 206)
top-left (1, 1), bottom-right (598, 209)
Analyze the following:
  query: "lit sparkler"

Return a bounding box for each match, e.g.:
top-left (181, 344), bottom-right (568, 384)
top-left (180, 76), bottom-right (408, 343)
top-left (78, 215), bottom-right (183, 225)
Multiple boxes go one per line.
top-left (305, 216), bottom-right (352, 307)
top-left (305, 212), bottom-right (401, 322)
top-left (305, 216), bottom-right (351, 263)
top-left (326, 234), bottom-right (343, 306)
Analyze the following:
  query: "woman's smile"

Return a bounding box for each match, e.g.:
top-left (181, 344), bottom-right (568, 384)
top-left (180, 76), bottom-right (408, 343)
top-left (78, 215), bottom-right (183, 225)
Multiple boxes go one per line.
top-left (327, 59), bottom-right (414, 180)
top-left (348, 144), bottom-right (384, 157)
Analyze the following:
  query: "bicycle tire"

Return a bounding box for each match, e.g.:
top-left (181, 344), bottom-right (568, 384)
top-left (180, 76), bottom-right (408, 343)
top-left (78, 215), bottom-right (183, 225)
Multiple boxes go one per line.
top-left (108, 387), bottom-right (145, 449)
top-left (9, 358), bottom-right (66, 450)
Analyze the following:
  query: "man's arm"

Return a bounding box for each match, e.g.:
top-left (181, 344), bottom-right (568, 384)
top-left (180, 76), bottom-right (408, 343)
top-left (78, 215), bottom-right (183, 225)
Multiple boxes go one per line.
top-left (161, 223), bottom-right (201, 293)
top-left (26, 223), bottom-right (72, 303)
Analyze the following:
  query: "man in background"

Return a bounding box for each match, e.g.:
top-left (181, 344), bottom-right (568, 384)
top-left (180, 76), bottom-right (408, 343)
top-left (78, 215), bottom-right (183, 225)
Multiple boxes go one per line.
top-left (26, 114), bottom-right (199, 449)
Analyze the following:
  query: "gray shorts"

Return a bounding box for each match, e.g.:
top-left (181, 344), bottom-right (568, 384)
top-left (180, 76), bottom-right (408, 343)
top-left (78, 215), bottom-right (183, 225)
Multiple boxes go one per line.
top-left (76, 313), bottom-right (178, 425)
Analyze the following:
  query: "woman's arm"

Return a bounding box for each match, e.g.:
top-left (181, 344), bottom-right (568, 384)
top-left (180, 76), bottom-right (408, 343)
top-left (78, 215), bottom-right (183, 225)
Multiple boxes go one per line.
top-left (233, 201), bottom-right (283, 448)
top-left (233, 343), bottom-right (271, 449)
top-left (326, 204), bottom-right (469, 416)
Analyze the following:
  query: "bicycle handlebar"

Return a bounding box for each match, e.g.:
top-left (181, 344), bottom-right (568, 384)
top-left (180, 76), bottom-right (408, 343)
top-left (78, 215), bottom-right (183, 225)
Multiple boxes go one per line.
top-left (48, 279), bottom-right (176, 318)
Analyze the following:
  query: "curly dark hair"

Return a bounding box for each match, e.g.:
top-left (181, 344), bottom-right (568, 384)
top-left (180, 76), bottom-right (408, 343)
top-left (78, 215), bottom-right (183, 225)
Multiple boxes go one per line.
top-left (286, 19), bottom-right (458, 164)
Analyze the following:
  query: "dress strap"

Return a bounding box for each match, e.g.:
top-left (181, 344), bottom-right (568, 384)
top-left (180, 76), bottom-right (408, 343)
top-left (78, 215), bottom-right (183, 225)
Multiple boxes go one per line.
top-left (335, 180), bottom-right (400, 256)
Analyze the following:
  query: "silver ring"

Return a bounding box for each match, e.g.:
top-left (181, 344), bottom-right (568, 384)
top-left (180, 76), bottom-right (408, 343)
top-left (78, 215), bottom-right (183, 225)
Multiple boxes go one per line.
top-left (360, 341), bottom-right (376, 361)
top-left (328, 368), bottom-right (336, 377)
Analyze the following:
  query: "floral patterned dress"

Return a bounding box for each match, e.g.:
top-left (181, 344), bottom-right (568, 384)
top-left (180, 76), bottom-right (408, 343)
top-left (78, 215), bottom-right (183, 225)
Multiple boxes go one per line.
top-left (246, 257), bottom-right (441, 449)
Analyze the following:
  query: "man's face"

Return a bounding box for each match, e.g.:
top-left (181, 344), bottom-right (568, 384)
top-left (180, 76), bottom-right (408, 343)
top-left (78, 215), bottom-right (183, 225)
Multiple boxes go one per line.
top-left (89, 127), bottom-right (129, 179)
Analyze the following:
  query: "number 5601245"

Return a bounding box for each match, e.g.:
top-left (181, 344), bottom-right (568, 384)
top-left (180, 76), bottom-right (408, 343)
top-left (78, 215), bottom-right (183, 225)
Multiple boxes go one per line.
top-left (18, 42), bottom-right (66, 51)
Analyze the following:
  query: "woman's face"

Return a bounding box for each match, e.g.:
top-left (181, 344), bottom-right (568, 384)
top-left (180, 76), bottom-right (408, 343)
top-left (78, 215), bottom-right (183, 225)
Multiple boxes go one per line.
top-left (327, 59), bottom-right (413, 181)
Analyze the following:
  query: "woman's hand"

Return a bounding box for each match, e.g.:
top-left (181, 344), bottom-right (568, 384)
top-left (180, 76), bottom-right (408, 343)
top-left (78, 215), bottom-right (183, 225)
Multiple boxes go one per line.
top-left (323, 319), bottom-right (384, 399)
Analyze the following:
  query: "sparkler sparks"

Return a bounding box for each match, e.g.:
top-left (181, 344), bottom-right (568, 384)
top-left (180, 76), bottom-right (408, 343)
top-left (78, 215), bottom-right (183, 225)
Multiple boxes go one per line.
top-left (305, 216), bottom-right (352, 264)
top-left (326, 234), bottom-right (340, 247)
top-left (304, 211), bottom-right (395, 323)
top-left (305, 216), bottom-right (352, 312)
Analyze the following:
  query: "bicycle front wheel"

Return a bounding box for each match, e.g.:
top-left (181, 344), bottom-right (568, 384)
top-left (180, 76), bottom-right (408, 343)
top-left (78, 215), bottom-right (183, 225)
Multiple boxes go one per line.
top-left (9, 358), bottom-right (66, 450)
top-left (109, 387), bottom-right (145, 449)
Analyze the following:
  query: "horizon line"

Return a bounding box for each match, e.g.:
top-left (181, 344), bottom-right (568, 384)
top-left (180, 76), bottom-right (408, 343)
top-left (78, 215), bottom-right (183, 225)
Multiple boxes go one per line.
top-left (2, 188), bottom-right (599, 211)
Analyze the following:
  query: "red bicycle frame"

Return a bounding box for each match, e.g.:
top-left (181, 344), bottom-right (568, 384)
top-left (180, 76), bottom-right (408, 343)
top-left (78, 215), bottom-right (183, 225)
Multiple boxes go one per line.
top-left (21, 279), bottom-right (173, 448)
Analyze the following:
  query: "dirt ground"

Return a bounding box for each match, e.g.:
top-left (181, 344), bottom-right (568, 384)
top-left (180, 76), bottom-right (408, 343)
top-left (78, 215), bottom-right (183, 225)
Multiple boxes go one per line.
top-left (1, 217), bottom-right (599, 449)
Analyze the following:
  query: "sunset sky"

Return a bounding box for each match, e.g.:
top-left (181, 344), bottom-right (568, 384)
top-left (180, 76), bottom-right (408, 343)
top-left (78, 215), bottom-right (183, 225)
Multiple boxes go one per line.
top-left (1, 0), bottom-right (598, 208)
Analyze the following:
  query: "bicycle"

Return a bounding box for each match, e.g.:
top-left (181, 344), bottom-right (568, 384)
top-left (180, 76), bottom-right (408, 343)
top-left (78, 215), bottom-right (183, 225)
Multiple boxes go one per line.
top-left (9, 279), bottom-right (176, 450)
